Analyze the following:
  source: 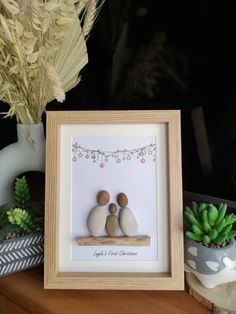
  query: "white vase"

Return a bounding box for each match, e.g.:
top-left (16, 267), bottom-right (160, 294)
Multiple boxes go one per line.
top-left (0, 123), bottom-right (45, 205)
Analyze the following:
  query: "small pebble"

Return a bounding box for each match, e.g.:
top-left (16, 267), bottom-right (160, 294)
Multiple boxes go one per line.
top-left (106, 215), bottom-right (119, 236)
top-left (97, 190), bottom-right (110, 206)
top-left (109, 203), bottom-right (117, 214)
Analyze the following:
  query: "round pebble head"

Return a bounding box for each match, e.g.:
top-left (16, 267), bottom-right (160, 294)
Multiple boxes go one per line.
top-left (117, 192), bottom-right (128, 207)
top-left (109, 203), bottom-right (117, 214)
top-left (97, 190), bottom-right (110, 205)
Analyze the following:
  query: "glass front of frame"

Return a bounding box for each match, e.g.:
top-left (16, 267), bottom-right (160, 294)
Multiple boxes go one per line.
top-left (59, 124), bottom-right (169, 273)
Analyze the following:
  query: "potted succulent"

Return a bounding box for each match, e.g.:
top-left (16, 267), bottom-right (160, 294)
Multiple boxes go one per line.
top-left (0, 176), bottom-right (44, 277)
top-left (184, 201), bottom-right (236, 288)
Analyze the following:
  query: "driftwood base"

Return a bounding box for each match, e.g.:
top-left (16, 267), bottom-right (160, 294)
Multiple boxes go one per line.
top-left (186, 272), bottom-right (236, 314)
top-left (76, 236), bottom-right (151, 246)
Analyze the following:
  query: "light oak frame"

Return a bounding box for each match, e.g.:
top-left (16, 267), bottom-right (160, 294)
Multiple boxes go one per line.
top-left (44, 110), bottom-right (184, 290)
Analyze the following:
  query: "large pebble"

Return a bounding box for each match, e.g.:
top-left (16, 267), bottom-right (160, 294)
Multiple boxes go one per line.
top-left (87, 206), bottom-right (107, 236)
top-left (119, 207), bottom-right (138, 236)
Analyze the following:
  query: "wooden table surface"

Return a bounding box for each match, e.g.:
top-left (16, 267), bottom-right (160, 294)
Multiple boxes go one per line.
top-left (0, 268), bottom-right (211, 314)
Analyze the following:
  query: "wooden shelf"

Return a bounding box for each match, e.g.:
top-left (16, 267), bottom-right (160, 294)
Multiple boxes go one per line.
top-left (0, 268), bottom-right (211, 314)
top-left (76, 235), bottom-right (151, 246)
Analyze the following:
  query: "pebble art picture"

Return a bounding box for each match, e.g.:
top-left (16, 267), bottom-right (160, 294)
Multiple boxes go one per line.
top-left (71, 135), bottom-right (158, 262)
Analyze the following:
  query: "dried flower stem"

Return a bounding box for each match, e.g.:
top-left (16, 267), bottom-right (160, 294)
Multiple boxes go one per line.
top-left (0, 0), bottom-right (94, 124)
top-left (76, 0), bottom-right (89, 15)
top-left (82, 0), bottom-right (98, 38)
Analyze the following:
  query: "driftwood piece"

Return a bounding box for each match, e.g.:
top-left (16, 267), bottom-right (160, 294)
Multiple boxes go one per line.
top-left (186, 272), bottom-right (236, 314)
top-left (76, 235), bottom-right (150, 246)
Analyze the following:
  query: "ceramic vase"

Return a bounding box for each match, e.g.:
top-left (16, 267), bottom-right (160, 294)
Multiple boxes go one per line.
top-left (185, 236), bottom-right (236, 288)
top-left (0, 123), bottom-right (45, 205)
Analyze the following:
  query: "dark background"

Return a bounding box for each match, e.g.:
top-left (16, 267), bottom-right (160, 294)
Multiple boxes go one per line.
top-left (1, 0), bottom-right (236, 200)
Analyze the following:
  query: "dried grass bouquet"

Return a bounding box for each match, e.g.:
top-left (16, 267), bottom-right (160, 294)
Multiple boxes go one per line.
top-left (0, 0), bottom-right (102, 124)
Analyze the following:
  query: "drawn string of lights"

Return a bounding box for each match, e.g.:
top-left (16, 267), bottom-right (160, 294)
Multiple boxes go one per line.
top-left (72, 143), bottom-right (156, 168)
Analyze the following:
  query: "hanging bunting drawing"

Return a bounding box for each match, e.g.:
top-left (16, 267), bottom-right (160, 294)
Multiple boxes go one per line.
top-left (72, 143), bottom-right (156, 167)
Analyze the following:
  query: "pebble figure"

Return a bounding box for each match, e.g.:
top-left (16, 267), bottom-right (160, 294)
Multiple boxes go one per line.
top-left (105, 203), bottom-right (119, 236)
top-left (87, 190), bottom-right (110, 237)
top-left (118, 192), bottom-right (138, 236)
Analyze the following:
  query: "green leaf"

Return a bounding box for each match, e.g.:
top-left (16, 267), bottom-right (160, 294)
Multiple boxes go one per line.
top-left (202, 210), bottom-right (209, 224)
top-left (213, 234), bottom-right (227, 245)
top-left (215, 204), bottom-right (227, 225)
top-left (202, 235), bottom-right (211, 245)
top-left (185, 206), bottom-right (195, 217)
top-left (209, 229), bottom-right (218, 240)
top-left (227, 230), bottom-right (236, 240)
top-left (0, 203), bottom-right (13, 226)
top-left (14, 176), bottom-right (30, 210)
top-left (208, 204), bottom-right (218, 226)
top-left (192, 201), bottom-right (200, 221)
top-left (185, 212), bottom-right (203, 231)
top-left (203, 222), bottom-right (211, 233)
top-left (198, 203), bottom-right (207, 216)
top-left (208, 212), bottom-right (217, 226)
top-left (215, 219), bottom-right (226, 233)
top-left (228, 215), bottom-right (236, 225)
top-left (185, 231), bottom-right (202, 242)
top-left (192, 225), bottom-right (203, 236)
top-left (220, 224), bottom-right (232, 235)
top-left (225, 214), bottom-right (234, 226)
top-left (7, 208), bottom-right (33, 232)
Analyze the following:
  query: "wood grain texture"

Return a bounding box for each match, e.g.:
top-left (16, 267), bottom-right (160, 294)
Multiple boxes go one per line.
top-left (76, 236), bottom-right (151, 246)
top-left (0, 294), bottom-right (28, 314)
top-left (44, 110), bottom-right (184, 290)
top-left (186, 272), bottom-right (236, 313)
top-left (44, 112), bottom-right (59, 289)
top-left (0, 269), bottom-right (211, 314)
top-left (167, 110), bottom-right (184, 290)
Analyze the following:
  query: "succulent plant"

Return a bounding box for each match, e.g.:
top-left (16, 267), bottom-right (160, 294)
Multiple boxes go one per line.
top-left (7, 208), bottom-right (33, 232)
top-left (0, 176), bottom-right (44, 242)
top-left (14, 176), bottom-right (30, 210)
top-left (184, 202), bottom-right (236, 246)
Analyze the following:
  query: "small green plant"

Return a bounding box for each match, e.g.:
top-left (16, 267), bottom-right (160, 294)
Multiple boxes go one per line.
top-left (184, 202), bottom-right (236, 247)
top-left (0, 204), bottom-right (21, 242)
top-left (0, 176), bottom-right (43, 243)
top-left (7, 208), bottom-right (33, 232)
top-left (14, 176), bottom-right (30, 210)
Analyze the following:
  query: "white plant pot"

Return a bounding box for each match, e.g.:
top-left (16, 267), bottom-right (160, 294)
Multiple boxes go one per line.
top-left (185, 237), bottom-right (236, 288)
top-left (0, 123), bottom-right (45, 205)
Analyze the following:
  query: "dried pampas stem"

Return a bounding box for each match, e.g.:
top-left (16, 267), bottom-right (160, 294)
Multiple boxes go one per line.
top-left (0, 0), bottom-right (19, 16)
top-left (82, 0), bottom-right (98, 38)
top-left (76, 0), bottom-right (89, 15)
top-left (46, 64), bottom-right (65, 103)
top-left (0, 0), bottom-right (104, 124)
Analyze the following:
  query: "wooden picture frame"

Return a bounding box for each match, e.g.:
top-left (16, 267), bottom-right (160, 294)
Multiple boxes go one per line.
top-left (44, 110), bottom-right (184, 290)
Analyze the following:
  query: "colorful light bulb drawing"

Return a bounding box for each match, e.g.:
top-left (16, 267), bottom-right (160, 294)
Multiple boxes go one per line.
top-left (72, 143), bottom-right (156, 167)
